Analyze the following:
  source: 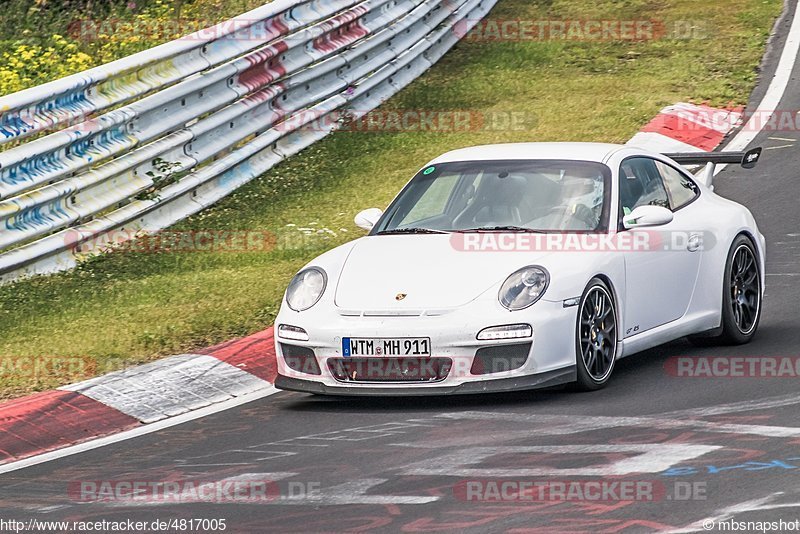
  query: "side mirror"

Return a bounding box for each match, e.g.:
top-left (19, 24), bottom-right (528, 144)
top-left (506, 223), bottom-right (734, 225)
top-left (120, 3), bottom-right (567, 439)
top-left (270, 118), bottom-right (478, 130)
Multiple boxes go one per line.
top-left (354, 208), bottom-right (383, 231)
top-left (623, 205), bottom-right (674, 229)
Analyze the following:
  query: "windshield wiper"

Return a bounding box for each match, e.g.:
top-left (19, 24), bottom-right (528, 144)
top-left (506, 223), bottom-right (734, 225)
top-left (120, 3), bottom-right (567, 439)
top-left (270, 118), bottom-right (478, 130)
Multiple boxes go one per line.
top-left (457, 226), bottom-right (543, 233)
top-left (376, 228), bottom-right (449, 235)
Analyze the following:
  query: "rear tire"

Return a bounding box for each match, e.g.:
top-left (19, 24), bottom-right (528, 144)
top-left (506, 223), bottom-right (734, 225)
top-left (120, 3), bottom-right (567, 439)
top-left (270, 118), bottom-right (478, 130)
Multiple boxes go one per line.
top-left (688, 235), bottom-right (761, 346)
top-left (574, 278), bottom-right (618, 391)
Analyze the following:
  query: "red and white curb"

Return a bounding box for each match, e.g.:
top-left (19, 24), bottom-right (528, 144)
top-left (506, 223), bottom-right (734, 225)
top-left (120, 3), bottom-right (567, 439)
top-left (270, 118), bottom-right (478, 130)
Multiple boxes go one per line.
top-left (0, 101), bottom-right (743, 467)
top-left (627, 102), bottom-right (742, 153)
top-left (0, 328), bottom-right (276, 465)
top-left (0, 391), bottom-right (139, 465)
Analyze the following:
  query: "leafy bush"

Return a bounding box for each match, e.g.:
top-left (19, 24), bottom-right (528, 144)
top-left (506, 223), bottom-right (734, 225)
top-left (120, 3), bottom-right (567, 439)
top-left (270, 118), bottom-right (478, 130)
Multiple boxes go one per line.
top-left (0, 0), bottom-right (268, 94)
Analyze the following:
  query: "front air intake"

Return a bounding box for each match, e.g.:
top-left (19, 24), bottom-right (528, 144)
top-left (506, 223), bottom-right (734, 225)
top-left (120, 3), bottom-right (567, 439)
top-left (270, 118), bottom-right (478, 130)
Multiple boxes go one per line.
top-left (471, 343), bottom-right (532, 375)
top-left (281, 344), bottom-right (321, 376)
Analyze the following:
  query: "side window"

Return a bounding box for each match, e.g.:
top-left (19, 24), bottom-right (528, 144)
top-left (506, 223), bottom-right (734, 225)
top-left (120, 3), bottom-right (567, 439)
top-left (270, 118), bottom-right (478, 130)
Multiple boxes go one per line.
top-left (655, 161), bottom-right (699, 210)
top-left (619, 158), bottom-right (670, 216)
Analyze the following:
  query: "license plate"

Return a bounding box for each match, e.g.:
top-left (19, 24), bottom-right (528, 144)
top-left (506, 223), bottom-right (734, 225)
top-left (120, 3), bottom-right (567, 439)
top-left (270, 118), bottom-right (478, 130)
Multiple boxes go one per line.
top-left (342, 337), bottom-right (431, 357)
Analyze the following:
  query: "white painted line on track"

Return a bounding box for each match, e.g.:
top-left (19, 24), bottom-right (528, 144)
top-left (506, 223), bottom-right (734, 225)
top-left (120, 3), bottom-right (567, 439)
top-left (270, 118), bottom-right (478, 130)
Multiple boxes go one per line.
top-left (101, 472), bottom-right (298, 507)
top-left (665, 493), bottom-right (785, 533)
top-left (658, 392), bottom-right (800, 418)
top-left (0, 386), bottom-right (281, 476)
top-left (106, 477), bottom-right (440, 507)
top-left (716, 0), bottom-right (800, 176)
top-left (435, 410), bottom-right (800, 438)
top-left (399, 444), bottom-right (720, 477)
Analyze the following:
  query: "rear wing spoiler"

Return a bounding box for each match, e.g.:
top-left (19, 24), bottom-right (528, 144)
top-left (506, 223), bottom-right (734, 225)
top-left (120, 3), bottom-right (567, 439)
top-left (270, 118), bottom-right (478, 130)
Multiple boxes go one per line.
top-left (662, 147), bottom-right (762, 188)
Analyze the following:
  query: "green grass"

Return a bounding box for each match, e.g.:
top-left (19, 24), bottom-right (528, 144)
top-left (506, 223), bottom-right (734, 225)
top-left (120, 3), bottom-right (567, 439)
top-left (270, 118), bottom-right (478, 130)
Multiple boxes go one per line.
top-left (0, 0), bottom-right (783, 399)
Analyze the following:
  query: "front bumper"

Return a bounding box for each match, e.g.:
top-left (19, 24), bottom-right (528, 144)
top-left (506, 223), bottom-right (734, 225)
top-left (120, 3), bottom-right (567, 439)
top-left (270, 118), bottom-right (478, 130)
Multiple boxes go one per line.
top-left (275, 365), bottom-right (576, 395)
top-left (274, 296), bottom-right (578, 394)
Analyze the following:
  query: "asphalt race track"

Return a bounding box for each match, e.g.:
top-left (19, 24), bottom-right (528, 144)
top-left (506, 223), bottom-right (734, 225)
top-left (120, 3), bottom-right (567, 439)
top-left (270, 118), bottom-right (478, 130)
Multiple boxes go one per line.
top-left (3, 4), bottom-right (800, 534)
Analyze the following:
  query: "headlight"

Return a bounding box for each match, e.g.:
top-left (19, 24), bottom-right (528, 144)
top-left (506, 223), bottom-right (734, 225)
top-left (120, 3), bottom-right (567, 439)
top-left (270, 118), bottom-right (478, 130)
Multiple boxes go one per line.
top-left (286, 267), bottom-right (327, 311)
top-left (499, 266), bottom-right (549, 311)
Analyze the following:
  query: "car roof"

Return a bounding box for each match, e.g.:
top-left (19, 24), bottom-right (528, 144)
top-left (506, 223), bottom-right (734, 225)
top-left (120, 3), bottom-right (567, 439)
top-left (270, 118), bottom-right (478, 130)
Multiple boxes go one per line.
top-left (428, 142), bottom-right (627, 165)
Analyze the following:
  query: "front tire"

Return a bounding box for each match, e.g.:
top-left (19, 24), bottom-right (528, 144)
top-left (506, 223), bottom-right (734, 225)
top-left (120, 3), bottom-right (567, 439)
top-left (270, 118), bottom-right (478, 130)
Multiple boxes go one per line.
top-left (574, 278), bottom-right (618, 391)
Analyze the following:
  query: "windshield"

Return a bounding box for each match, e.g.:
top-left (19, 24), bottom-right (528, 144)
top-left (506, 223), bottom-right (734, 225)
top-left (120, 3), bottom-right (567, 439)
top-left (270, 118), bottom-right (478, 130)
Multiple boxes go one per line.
top-left (373, 159), bottom-right (612, 234)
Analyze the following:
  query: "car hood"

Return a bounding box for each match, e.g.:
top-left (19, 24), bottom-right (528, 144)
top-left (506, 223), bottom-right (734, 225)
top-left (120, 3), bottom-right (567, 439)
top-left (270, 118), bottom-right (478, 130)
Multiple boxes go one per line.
top-left (333, 234), bottom-right (555, 311)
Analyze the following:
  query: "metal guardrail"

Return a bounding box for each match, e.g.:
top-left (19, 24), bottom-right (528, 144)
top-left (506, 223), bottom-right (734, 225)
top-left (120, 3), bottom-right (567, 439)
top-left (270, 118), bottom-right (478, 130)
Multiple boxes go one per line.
top-left (0, 0), bottom-right (497, 283)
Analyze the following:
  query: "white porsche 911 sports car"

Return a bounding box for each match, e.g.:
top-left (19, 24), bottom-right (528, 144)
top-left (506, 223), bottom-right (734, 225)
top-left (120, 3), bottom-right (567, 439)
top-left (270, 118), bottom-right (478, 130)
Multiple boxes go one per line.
top-left (274, 142), bottom-right (765, 395)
